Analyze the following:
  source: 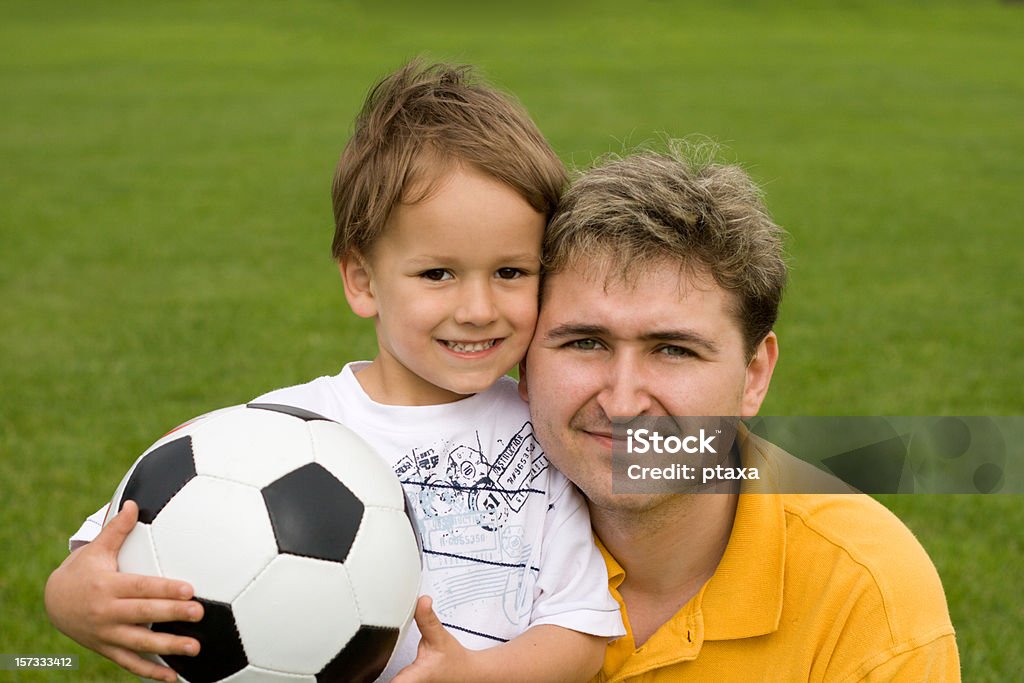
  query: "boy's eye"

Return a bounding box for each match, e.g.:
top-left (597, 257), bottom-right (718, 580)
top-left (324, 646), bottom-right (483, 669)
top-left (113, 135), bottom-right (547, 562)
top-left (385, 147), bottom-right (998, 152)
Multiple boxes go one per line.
top-left (420, 269), bottom-right (453, 281)
top-left (496, 267), bottom-right (525, 280)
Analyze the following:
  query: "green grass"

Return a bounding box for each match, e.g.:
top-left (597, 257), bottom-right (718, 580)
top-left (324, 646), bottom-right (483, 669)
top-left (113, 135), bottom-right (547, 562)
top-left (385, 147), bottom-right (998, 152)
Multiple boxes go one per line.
top-left (2, 1), bottom-right (1021, 680)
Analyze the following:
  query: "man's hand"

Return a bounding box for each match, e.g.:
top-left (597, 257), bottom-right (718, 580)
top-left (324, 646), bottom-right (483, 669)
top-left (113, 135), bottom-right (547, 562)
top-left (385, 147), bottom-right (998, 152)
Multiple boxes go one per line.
top-left (392, 596), bottom-right (475, 683)
top-left (44, 500), bottom-right (203, 682)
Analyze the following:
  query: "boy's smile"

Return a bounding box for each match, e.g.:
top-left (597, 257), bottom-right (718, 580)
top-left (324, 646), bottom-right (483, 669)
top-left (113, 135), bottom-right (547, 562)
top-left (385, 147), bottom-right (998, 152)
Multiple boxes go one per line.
top-left (341, 163), bottom-right (545, 406)
top-left (440, 338), bottom-right (502, 355)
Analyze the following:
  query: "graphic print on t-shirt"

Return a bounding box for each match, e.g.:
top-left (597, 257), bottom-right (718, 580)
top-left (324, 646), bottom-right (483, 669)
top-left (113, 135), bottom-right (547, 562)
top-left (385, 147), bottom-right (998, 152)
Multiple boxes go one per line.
top-left (392, 421), bottom-right (548, 627)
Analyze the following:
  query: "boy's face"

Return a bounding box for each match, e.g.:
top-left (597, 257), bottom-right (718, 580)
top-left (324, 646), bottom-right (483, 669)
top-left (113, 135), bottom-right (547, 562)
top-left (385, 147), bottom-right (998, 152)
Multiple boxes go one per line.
top-left (343, 164), bottom-right (545, 406)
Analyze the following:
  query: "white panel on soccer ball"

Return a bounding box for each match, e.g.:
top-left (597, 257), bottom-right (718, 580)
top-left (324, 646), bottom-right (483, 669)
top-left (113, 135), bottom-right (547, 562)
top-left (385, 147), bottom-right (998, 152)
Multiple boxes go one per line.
top-left (309, 421), bottom-right (404, 510)
top-left (233, 554), bottom-right (362, 674)
top-left (151, 476), bottom-right (276, 603)
top-left (117, 522), bottom-right (162, 579)
top-left (220, 665), bottom-right (315, 682)
top-left (139, 405), bottom-right (238, 459)
top-left (344, 507), bottom-right (421, 628)
top-left (191, 407), bottom-right (315, 488)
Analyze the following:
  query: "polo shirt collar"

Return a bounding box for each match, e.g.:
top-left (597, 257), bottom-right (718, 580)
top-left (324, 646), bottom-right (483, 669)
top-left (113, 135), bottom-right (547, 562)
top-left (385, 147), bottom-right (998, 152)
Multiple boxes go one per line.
top-left (699, 434), bottom-right (786, 639)
top-left (598, 428), bottom-right (787, 677)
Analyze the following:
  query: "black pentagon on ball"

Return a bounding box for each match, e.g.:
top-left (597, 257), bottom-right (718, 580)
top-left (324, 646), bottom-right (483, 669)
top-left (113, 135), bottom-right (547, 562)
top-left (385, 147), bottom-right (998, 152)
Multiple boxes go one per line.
top-left (317, 625), bottom-right (400, 683)
top-left (261, 462), bottom-right (364, 563)
top-left (247, 402), bottom-right (332, 422)
top-left (155, 598), bottom-right (247, 683)
top-left (120, 436), bottom-right (197, 524)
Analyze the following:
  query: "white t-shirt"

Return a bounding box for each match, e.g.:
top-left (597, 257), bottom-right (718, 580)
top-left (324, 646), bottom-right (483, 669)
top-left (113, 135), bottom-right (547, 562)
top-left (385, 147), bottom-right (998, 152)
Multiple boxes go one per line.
top-left (72, 363), bottom-right (624, 679)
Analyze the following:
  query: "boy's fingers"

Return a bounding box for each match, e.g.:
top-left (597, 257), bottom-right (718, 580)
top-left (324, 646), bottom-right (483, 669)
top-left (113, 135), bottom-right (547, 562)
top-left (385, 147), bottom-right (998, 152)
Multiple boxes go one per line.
top-left (412, 596), bottom-right (445, 644)
top-left (115, 572), bottom-right (195, 601)
top-left (114, 623), bottom-right (200, 658)
top-left (94, 500), bottom-right (139, 552)
top-left (105, 646), bottom-right (179, 683)
top-left (114, 597), bottom-right (203, 626)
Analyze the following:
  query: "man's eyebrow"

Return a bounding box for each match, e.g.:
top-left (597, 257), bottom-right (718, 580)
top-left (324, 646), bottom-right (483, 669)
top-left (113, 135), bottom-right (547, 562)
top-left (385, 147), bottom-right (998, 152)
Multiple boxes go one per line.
top-left (543, 324), bottom-right (719, 353)
top-left (543, 324), bottom-right (609, 341)
top-left (640, 330), bottom-right (719, 354)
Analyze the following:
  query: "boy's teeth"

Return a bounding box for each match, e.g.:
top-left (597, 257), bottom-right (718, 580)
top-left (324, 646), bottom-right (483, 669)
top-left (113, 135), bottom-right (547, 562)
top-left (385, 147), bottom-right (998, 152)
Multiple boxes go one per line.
top-left (446, 339), bottom-right (496, 353)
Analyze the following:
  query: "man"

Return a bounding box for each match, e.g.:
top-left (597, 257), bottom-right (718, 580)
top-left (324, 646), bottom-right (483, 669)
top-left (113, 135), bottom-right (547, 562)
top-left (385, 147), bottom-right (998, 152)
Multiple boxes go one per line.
top-left (518, 147), bottom-right (960, 681)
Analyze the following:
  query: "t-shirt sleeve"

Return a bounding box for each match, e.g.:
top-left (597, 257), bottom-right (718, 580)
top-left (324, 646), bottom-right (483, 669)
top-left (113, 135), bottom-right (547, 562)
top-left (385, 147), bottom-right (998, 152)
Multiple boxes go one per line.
top-left (529, 470), bottom-right (626, 639)
top-left (68, 504), bottom-right (109, 551)
top-left (850, 632), bottom-right (960, 682)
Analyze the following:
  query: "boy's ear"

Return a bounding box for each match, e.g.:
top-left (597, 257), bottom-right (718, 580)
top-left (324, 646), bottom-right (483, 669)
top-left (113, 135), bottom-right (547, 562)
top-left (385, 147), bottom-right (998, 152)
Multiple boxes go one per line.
top-left (339, 251), bottom-right (378, 319)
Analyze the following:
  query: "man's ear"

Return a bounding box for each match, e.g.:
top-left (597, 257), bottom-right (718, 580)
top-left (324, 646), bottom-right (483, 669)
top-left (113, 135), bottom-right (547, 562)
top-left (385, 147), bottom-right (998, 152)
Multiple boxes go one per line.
top-left (517, 359), bottom-right (530, 403)
top-left (339, 251), bottom-right (378, 319)
top-left (741, 331), bottom-right (779, 418)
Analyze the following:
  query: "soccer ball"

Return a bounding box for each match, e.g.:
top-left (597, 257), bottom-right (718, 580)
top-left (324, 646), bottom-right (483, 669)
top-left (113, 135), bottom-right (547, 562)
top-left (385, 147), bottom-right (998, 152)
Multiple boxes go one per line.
top-left (105, 403), bottom-right (422, 683)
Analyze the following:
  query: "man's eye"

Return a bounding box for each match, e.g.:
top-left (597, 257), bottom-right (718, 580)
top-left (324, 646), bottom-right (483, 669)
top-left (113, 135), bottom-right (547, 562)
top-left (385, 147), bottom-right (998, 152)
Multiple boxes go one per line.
top-left (420, 269), bottom-right (452, 281)
top-left (496, 267), bottom-right (525, 280)
top-left (568, 339), bottom-right (602, 351)
top-left (659, 345), bottom-right (694, 358)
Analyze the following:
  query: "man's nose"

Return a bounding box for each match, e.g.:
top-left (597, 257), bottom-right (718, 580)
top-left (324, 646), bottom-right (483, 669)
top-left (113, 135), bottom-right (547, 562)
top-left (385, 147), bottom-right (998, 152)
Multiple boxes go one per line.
top-left (596, 354), bottom-right (653, 418)
top-left (453, 279), bottom-right (499, 326)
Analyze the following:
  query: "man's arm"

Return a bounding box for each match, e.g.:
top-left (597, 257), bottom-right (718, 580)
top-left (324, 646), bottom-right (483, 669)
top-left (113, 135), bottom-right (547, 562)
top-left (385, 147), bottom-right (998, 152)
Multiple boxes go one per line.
top-left (45, 501), bottom-right (204, 682)
top-left (392, 596), bottom-right (605, 683)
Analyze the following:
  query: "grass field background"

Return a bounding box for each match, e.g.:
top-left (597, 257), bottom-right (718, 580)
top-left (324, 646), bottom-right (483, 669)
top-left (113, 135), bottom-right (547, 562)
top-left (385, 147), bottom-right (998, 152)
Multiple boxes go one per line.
top-left (2, 1), bottom-right (1021, 680)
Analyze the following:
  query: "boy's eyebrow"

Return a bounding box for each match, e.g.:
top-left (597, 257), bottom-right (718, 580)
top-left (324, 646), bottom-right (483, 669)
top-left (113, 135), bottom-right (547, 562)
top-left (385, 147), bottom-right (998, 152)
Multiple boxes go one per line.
top-left (502, 253), bottom-right (543, 263)
top-left (405, 252), bottom-right (540, 262)
top-left (543, 323), bottom-right (719, 353)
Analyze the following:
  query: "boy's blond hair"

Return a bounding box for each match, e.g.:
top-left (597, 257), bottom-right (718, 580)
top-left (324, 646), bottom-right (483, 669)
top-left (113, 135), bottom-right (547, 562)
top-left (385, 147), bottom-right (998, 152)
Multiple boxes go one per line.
top-left (331, 59), bottom-right (567, 259)
top-left (543, 144), bottom-right (788, 357)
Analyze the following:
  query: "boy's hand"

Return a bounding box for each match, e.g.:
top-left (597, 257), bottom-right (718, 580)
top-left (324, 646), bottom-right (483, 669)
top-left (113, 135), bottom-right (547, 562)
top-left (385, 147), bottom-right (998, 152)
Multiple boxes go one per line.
top-left (392, 596), bottom-right (475, 683)
top-left (392, 596), bottom-right (606, 683)
top-left (44, 500), bottom-right (203, 683)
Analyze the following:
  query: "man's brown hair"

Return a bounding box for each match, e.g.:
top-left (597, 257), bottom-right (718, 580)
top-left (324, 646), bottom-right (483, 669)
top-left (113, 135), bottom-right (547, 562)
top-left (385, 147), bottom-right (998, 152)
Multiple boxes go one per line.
top-left (331, 59), bottom-right (567, 259)
top-left (543, 142), bottom-right (787, 356)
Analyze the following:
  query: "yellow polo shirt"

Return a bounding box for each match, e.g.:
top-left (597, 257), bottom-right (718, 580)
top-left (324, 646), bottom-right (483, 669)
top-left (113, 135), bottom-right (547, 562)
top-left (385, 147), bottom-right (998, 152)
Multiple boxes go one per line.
top-left (594, 434), bottom-right (960, 682)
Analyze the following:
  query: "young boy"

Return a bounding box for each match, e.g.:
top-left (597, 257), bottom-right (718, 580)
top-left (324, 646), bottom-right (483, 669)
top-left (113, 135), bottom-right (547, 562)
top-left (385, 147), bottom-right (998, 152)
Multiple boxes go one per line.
top-left (46, 60), bottom-right (624, 682)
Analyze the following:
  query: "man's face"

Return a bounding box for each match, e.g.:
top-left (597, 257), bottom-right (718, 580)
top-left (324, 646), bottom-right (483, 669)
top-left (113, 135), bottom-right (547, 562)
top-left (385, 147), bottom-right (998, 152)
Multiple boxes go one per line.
top-left (520, 260), bottom-right (777, 514)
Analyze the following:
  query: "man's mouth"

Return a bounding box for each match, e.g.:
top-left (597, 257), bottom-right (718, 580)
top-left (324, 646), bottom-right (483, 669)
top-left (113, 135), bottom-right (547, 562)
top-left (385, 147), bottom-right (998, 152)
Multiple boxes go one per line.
top-left (581, 429), bottom-right (626, 449)
top-left (441, 339), bottom-right (500, 354)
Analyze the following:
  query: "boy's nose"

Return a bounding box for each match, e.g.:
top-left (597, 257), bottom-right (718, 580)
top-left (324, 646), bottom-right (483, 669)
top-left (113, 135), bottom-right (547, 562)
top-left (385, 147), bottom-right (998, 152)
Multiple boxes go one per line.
top-left (454, 281), bottom-right (500, 326)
